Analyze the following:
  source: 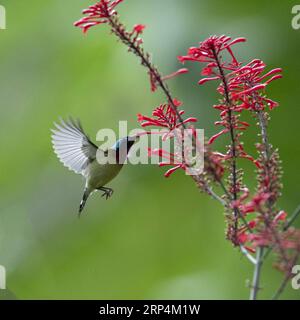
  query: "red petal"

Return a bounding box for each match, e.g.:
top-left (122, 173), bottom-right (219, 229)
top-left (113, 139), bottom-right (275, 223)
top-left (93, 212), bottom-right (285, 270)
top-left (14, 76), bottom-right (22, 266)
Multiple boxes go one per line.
top-left (164, 165), bottom-right (182, 178)
top-left (208, 129), bottom-right (229, 144)
top-left (198, 76), bottom-right (220, 85)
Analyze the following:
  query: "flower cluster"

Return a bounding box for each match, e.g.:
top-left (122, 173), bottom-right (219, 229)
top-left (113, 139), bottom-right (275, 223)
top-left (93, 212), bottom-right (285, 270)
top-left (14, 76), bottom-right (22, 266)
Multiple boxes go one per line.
top-left (138, 100), bottom-right (197, 131)
top-left (138, 101), bottom-right (198, 177)
top-left (225, 60), bottom-right (282, 111)
top-left (74, 0), bottom-right (124, 33)
top-left (179, 35), bottom-right (282, 145)
top-left (178, 35), bottom-right (246, 67)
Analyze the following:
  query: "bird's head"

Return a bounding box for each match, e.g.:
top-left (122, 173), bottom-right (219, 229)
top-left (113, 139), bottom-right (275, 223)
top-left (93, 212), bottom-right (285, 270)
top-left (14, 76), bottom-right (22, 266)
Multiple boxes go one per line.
top-left (112, 136), bottom-right (139, 163)
top-left (112, 136), bottom-right (138, 151)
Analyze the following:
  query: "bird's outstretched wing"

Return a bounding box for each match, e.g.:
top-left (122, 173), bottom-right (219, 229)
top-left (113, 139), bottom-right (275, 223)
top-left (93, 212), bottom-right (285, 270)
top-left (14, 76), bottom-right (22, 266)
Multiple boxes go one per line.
top-left (51, 118), bottom-right (98, 175)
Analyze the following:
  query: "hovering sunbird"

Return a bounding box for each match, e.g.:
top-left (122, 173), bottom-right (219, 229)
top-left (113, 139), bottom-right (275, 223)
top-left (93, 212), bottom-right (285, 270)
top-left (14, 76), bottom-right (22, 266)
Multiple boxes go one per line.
top-left (51, 118), bottom-right (137, 216)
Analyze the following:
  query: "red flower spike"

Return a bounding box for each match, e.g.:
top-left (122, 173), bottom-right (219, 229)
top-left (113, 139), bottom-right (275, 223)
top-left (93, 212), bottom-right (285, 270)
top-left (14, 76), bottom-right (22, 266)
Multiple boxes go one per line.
top-left (178, 35), bottom-right (246, 69)
top-left (74, 0), bottom-right (125, 33)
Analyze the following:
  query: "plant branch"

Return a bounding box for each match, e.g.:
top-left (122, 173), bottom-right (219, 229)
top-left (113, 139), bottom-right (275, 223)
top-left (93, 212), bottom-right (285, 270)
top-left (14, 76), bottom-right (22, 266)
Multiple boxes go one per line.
top-left (255, 106), bottom-right (290, 265)
top-left (263, 203), bottom-right (300, 260)
top-left (249, 246), bottom-right (264, 300)
top-left (108, 15), bottom-right (186, 129)
top-left (284, 204), bottom-right (300, 230)
top-left (240, 245), bottom-right (257, 265)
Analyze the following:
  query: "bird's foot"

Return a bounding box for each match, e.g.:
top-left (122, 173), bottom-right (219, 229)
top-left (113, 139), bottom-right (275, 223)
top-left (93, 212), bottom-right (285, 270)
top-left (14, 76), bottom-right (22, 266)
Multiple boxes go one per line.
top-left (99, 187), bottom-right (114, 200)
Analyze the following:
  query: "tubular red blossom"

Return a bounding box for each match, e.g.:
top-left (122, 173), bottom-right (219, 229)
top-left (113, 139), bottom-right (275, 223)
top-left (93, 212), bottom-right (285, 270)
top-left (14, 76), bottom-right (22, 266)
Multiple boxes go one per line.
top-left (201, 66), bottom-right (213, 76)
top-left (198, 76), bottom-right (220, 85)
top-left (137, 113), bottom-right (168, 128)
top-left (223, 37), bottom-right (246, 49)
top-left (133, 24), bottom-right (146, 34)
top-left (162, 68), bottom-right (189, 81)
top-left (256, 68), bottom-right (282, 82)
top-left (173, 98), bottom-right (182, 107)
top-left (208, 129), bottom-right (229, 144)
top-left (164, 165), bottom-right (184, 178)
top-left (232, 84), bottom-right (266, 99)
top-left (264, 74), bottom-right (282, 85)
top-left (179, 117), bottom-right (198, 127)
top-left (238, 232), bottom-right (248, 244)
top-left (274, 211), bottom-right (287, 223)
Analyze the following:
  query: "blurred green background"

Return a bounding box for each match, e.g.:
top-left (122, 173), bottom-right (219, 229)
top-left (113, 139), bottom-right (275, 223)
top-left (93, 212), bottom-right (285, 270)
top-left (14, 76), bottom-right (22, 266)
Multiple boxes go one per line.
top-left (0, 0), bottom-right (299, 300)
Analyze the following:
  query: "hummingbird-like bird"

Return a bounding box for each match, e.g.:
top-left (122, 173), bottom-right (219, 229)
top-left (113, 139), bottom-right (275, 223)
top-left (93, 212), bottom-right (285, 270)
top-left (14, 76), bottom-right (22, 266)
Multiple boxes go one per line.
top-left (51, 118), bottom-right (137, 216)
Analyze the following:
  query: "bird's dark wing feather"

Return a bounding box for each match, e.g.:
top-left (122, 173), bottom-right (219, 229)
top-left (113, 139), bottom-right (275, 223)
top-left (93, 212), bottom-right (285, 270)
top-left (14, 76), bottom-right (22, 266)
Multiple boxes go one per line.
top-left (51, 118), bottom-right (98, 175)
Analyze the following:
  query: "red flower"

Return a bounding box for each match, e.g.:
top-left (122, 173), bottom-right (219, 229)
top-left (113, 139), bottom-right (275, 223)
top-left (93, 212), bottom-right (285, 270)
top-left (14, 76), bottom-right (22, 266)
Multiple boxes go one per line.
top-left (239, 192), bottom-right (271, 215)
top-left (133, 24), bottom-right (146, 34)
top-left (74, 0), bottom-right (124, 33)
top-left (161, 68), bottom-right (189, 82)
top-left (147, 148), bottom-right (186, 178)
top-left (201, 66), bottom-right (213, 76)
top-left (237, 220), bottom-right (256, 245)
top-left (274, 211), bottom-right (287, 223)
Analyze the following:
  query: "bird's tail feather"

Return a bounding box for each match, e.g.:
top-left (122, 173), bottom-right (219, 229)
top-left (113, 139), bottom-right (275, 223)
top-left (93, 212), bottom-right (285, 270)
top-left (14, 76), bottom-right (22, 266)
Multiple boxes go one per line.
top-left (79, 188), bottom-right (90, 217)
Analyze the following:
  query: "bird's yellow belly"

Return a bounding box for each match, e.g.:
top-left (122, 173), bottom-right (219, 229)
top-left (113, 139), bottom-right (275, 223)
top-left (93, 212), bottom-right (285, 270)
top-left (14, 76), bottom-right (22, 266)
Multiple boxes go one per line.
top-left (86, 161), bottom-right (123, 189)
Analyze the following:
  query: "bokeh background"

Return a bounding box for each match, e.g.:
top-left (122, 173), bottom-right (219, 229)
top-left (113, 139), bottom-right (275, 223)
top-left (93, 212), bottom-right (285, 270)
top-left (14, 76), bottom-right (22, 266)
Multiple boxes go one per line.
top-left (0, 0), bottom-right (299, 300)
